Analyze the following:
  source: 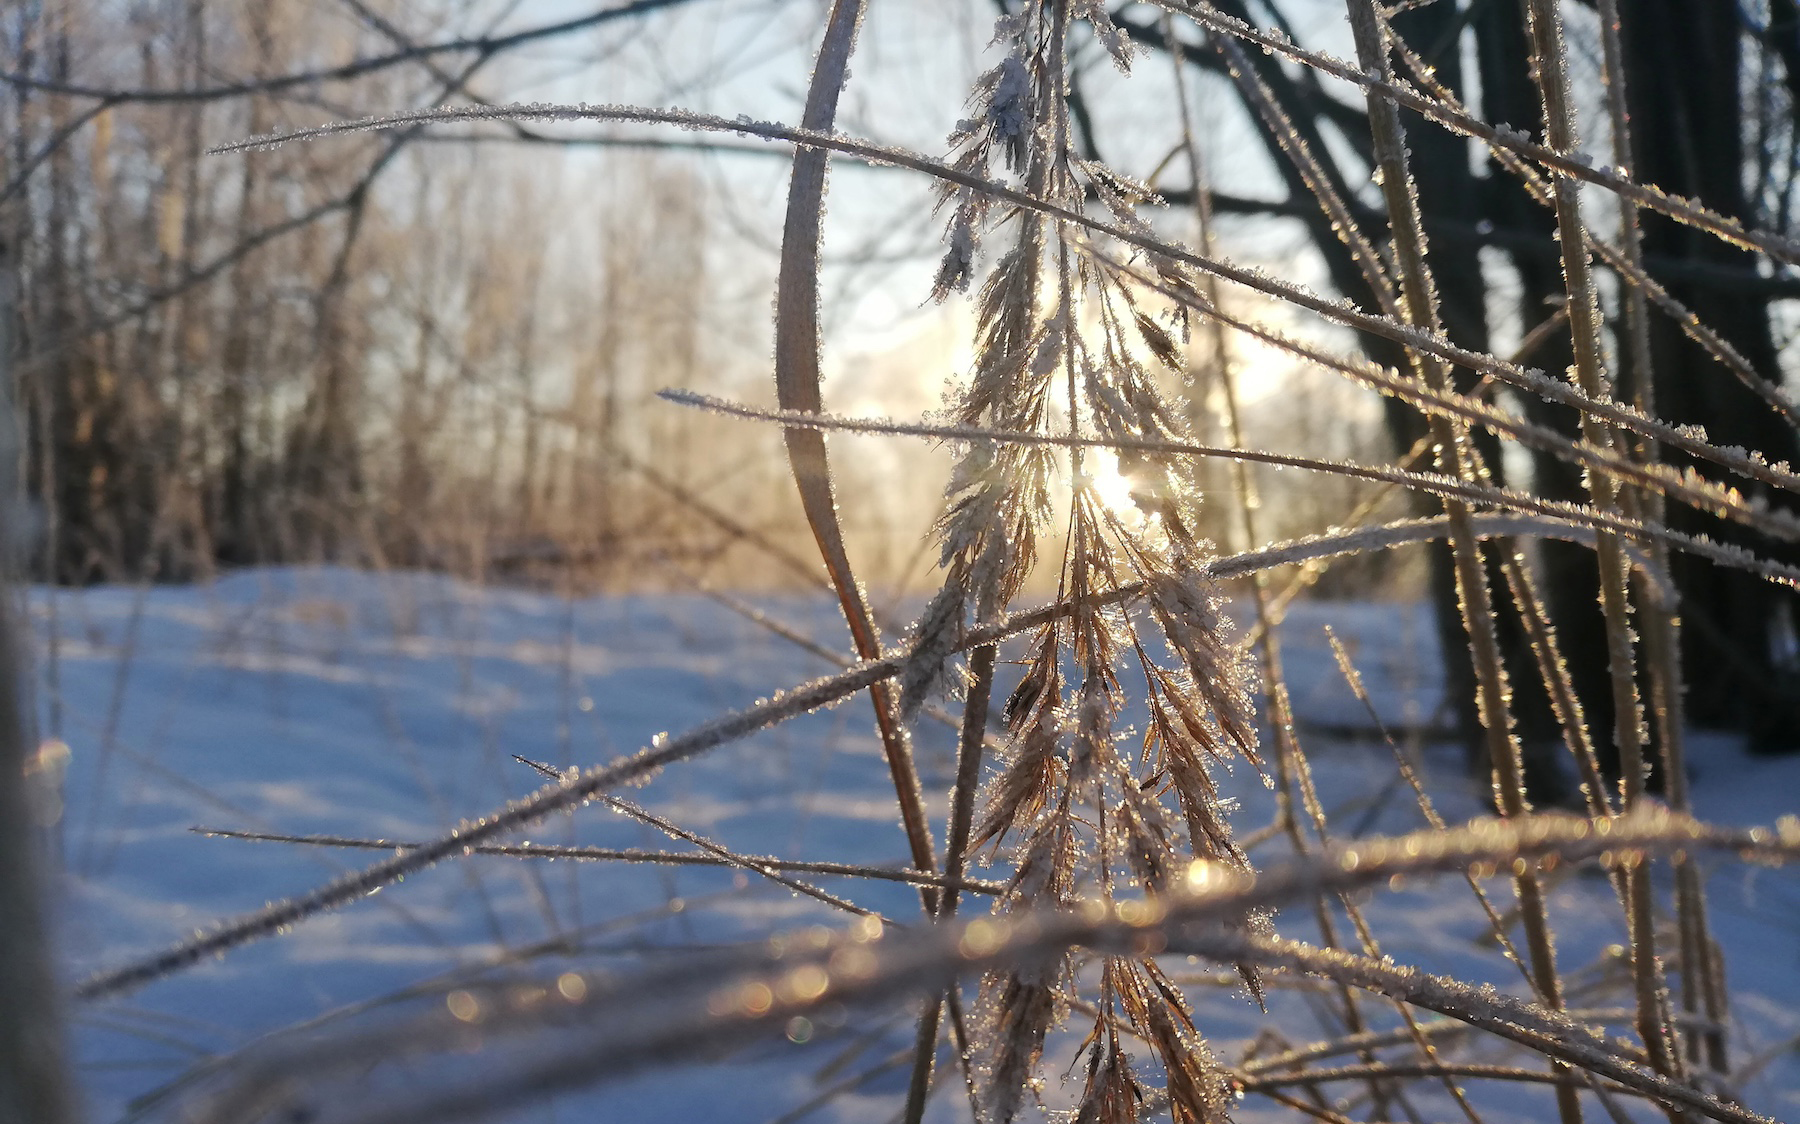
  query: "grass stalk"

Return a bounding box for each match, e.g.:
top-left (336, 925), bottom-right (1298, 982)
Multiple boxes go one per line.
top-left (193, 828), bottom-right (1004, 893)
top-left (1341, 4), bottom-right (1580, 1122)
top-left (768, 9), bottom-right (962, 1110)
top-left (1595, 0), bottom-right (1729, 1077)
top-left (772, 0), bottom-right (942, 915)
top-left (1520, 0), bottom-right (1683, 1098)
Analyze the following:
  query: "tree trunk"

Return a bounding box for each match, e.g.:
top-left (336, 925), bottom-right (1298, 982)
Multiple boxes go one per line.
top-left (1618, 1), bottom-right (1800, 752)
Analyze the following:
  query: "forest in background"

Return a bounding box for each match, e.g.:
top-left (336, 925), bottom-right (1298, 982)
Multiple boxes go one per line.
top-left (6, 1), bottom-right (1800, 768)
top-left (0, 0), bottom-right (929, 590)
top-left (0, 0), bottom-right (1405, 597)
top-left (9, 0), bottom-right (1797, 764)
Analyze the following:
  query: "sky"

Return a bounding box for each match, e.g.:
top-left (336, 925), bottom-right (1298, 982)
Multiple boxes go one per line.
top-left (424, 0), bottom-right (1367, 368)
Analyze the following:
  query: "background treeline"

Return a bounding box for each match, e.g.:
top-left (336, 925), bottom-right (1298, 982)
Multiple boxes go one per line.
top-left (0, 0), bottom-right (1402, 599)
top-left (0, 0), bottom-right (881, 590)
top-left (6, 0), bottom-right (1800, 763)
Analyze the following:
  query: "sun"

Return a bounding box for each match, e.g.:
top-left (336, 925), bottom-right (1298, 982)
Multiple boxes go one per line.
top-left (1079, 450), bottom-right (1148, 528)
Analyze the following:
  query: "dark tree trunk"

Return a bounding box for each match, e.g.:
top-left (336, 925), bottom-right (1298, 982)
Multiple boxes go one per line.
top-left (1466, 0), bottom-right (1622, 789)
top-left (1388, 0), bottom-right (1574, 806)
top-left (1616, 0), bottom-right (1800, 752)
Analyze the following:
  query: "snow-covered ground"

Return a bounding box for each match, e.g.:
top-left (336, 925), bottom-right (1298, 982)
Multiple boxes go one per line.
top-left (26, 568), bottom-right (1800, 1122)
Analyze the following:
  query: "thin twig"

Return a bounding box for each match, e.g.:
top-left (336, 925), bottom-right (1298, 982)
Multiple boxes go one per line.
top-left (657, 391), bottom-right (1800, 590)
top-left (191, 827), bottom-right (1003, 893)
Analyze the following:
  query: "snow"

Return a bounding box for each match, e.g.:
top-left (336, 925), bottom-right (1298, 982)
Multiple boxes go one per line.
top-left (27, 568), bottom-right (1800, 1122)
